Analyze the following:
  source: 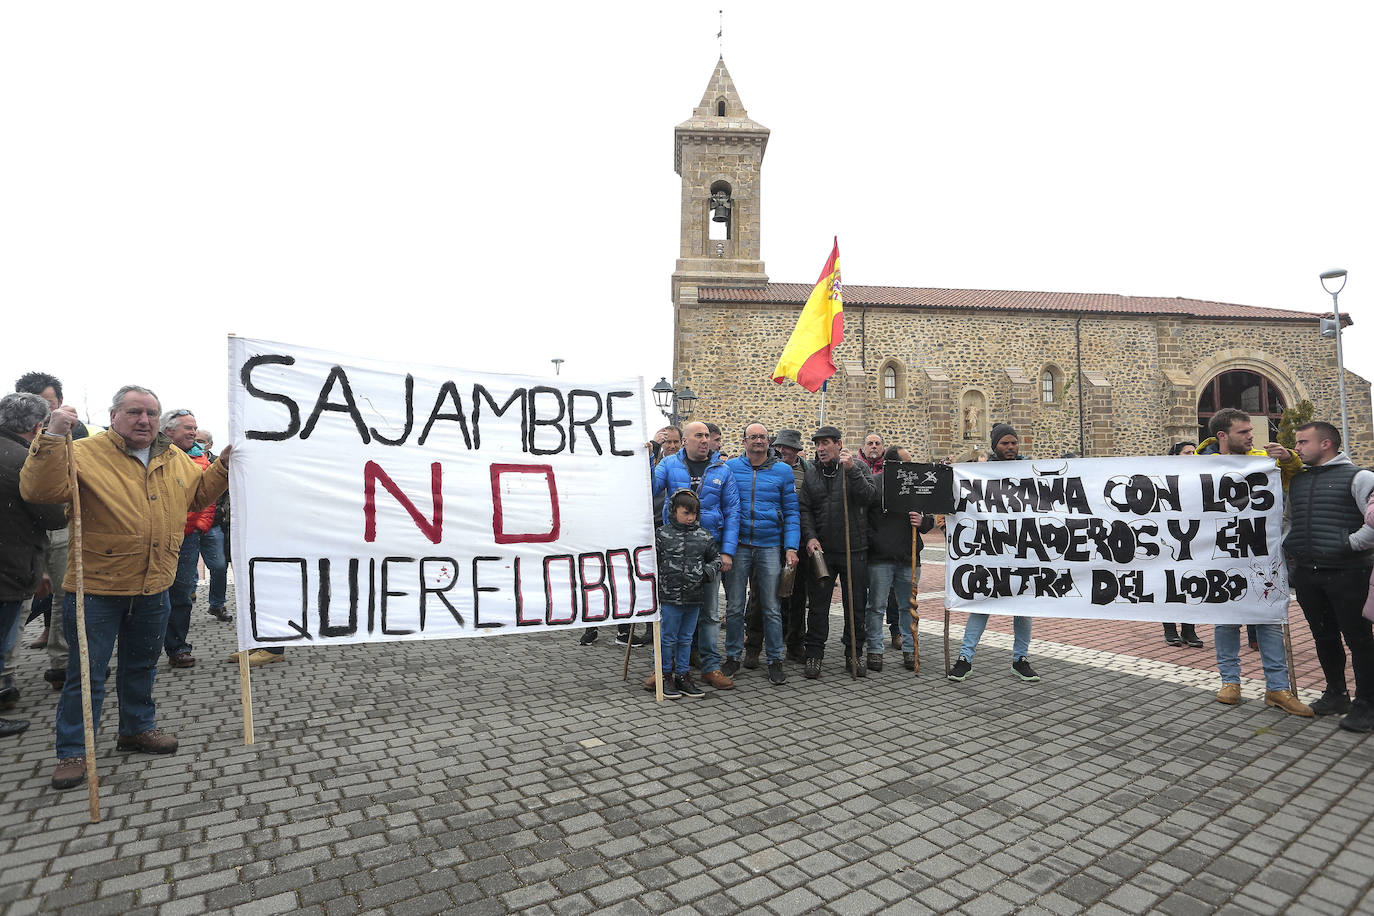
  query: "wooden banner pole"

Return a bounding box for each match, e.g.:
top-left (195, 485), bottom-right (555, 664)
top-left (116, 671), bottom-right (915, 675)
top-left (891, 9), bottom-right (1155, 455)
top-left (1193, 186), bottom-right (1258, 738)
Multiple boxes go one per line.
top-left (943, 607), bottom-right (951, 677)
top-left (66, 435), bottom-right (100, 823)
top-left (1283, 623), bottom-right (1298, 696)
top-left (239, 650), bottom-right (254, 745)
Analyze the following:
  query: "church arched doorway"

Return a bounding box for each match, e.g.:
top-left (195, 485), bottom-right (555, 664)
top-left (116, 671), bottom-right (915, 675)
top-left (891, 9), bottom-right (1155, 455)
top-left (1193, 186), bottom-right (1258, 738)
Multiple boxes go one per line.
top-left (1197, 369), bottom-right (1287, 443)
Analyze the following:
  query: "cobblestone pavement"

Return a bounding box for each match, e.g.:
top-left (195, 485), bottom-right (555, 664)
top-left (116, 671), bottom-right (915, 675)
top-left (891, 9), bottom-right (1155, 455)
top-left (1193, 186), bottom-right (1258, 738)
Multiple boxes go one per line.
top-left (1, 575), bottom-right (1371, 916)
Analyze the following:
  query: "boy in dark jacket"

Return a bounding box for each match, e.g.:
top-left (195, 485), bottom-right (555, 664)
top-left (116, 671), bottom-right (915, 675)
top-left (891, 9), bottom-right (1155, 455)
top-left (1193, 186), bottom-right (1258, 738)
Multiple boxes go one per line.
top-left (647, 489), bottom-right (722, 699)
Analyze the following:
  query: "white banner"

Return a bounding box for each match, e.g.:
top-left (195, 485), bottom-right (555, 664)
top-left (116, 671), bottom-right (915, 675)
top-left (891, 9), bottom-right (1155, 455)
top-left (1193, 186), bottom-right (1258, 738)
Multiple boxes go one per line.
top-left (944, 456), bottom-right (1288, 624)
top-left (227, 338), bottom-right (658, 649)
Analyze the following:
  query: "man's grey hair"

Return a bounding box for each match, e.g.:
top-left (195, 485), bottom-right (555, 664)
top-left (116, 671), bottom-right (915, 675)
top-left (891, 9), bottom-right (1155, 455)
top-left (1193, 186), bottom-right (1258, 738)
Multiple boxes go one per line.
top-left (0, 392), bottom-right (52, 435)
top-left (110, 385), bottom-right (160, 414)
top-left (197, 430), bottom-right (214, 447)
top-left (160, 409), bottom-right (195, 431)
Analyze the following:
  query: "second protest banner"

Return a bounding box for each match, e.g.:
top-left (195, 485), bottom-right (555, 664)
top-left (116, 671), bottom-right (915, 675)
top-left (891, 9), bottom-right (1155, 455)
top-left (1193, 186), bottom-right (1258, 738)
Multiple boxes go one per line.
top-left (944, 455), bottom-right (1288, 624)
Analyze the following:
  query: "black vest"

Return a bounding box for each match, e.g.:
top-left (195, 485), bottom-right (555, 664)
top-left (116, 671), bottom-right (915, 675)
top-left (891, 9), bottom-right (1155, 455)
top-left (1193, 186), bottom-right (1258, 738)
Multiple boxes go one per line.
top-left (1285, 462), bottom-right (1373, 568)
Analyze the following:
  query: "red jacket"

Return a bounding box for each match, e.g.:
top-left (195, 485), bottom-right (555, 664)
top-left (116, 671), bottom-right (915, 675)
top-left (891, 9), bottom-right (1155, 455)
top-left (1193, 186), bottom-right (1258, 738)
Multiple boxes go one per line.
top-left (184, 451), bottom-right (217, 534)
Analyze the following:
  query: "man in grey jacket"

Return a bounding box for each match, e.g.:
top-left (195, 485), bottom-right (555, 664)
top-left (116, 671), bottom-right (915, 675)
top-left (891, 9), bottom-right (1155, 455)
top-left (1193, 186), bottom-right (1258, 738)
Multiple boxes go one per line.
top-left (1286, 421), bottom-right (1374, 733)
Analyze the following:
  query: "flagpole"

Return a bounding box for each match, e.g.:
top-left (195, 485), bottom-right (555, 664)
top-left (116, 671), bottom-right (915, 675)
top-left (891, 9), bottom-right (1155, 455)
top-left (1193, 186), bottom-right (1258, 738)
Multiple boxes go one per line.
top-left (819, 380), bottom-right (827, 425)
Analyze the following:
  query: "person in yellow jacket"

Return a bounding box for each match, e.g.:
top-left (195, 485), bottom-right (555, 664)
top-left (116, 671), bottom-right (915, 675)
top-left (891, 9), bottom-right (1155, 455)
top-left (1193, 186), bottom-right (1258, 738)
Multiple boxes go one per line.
top-left (1196, 407), bottom-right (1311, 717)
top-left (20, 385), bottom-right (230, 791)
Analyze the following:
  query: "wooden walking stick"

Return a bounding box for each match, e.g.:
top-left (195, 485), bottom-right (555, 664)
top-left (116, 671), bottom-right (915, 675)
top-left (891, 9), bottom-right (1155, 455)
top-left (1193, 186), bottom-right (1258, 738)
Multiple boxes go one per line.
top-left (65, 435), bottom-right (100, 822)
top-left (840, 464), bottom-right (858, 680)
top-left (909, 528), bottom-right (920, 676)
top-left (622, 623), bottom-right (635, 680)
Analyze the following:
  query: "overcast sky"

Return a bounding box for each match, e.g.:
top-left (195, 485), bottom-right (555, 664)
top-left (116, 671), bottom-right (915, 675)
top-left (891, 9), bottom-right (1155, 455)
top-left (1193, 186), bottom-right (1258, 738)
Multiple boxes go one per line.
top-left (3, 1), bottom-right (1370, 438)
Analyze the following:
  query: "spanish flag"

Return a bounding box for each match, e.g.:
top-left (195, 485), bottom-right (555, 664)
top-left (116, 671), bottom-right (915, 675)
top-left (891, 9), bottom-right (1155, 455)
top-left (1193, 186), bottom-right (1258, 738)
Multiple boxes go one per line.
top-left (770, 238), bottom-right (843, 392)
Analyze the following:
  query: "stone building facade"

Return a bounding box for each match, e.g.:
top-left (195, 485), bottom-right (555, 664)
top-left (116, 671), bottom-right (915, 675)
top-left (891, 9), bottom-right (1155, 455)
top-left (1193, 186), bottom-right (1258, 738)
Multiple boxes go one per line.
top-left (670, 60), bottom-right (1372, 464)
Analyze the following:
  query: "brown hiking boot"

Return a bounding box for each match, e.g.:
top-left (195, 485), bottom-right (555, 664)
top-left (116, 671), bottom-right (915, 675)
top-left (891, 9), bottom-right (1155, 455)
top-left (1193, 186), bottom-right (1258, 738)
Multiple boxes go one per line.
top-left (701, 670), bottom-right (735, 690)
top-left (643, 673), bottom-right (662, 692)
top-left (1216, 683), bottom-right (1242, 705)
top-left (116, 728), bottom-right (179, 754)
top-left (170, 652), bottom-right (195, 669)
top-left (51, 756), bottom-right (87, 790)
top-left (1264, 690), bottom-right (1314, 717)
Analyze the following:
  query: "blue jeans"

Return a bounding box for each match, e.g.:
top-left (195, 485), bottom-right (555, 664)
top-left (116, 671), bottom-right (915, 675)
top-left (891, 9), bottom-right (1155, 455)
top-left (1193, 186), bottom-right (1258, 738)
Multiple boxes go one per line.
top-left (56, 591), bottom-right (171, 759)
top-left (164, 531), bottom-right (201, 657)
top-left (960, 613), bottom-right (1032, 661)
top-left (199, 525), bottom-right (228, 610)
top-left (693, 577), bottom-right (723, 673)
top-left (659, 603), bottom-right (700, 675)
top-left (868, 561), bottom-right (917, 654)
top-left (725, 546), bottom-right (784, 663)
top-left (1215, 622), bottom-right (1290, 691)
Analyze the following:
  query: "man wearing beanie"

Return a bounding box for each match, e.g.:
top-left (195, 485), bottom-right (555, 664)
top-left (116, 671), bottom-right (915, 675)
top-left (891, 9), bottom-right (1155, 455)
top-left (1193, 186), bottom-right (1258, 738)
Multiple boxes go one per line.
top-left (947, 423), bottom-right (1041, 683)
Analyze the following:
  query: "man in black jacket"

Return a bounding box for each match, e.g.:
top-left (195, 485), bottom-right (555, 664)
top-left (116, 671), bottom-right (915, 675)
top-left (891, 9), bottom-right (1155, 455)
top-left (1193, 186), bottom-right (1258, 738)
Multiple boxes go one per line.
top-left (798, 425), bottom-right (876, 678)
top-left (868, 447), bottom-right (936, 672)
top-left (948, 423), bottom-right (1041, 683)
top-left (0, 393), bottom-right (69, 735)
top-left (1286, 421), bottom-right (1374, 733)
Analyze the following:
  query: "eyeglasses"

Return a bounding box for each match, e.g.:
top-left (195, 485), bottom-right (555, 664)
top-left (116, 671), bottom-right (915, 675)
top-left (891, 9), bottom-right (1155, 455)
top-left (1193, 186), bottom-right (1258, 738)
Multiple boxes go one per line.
top-left (744, 434), bottom-right (769, 441)
top-left (166, 409), bottom-right (192, 418)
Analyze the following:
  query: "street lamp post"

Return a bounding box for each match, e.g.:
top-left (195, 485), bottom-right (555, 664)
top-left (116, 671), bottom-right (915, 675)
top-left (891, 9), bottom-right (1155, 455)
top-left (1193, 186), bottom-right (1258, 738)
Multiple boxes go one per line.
top-left (1320, 269), bottom-right (1350, 450)
top-left (651, 377), bottom-right (698, 427)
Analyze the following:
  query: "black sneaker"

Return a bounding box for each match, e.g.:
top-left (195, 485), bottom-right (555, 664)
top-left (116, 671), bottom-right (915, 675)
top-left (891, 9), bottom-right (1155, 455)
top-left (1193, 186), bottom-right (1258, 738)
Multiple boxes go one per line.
top-left (1312, 689), bottom-right (1352, 717)
top-left (768, 661), bottom-right (786, 685)
top-left (1012, 657), bottom-right (1040, 682)
top-left (578, 629), bottom-right (598, 646)
top-left (721, 658), bottom-right (742, 677)
top-left (660, 676), bottom-right (682, 699)
top-left (676, 674), bottom-right (705, 699)
top-left (630, 630), bottom-right (653, 648)
top-left (947, 657), bottom-right (972, 681)
top-left (614, 633), bottom-right (631, 646)
top-left (1339, 699), bottom-right (1374, 733)
top-left (804, 657), bottom-right (821, 679)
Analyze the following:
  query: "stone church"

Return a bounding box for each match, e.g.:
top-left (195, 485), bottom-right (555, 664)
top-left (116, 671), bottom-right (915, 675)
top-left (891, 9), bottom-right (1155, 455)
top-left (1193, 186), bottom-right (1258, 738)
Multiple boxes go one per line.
top-left (670, 59), bottom-right (1372, 463)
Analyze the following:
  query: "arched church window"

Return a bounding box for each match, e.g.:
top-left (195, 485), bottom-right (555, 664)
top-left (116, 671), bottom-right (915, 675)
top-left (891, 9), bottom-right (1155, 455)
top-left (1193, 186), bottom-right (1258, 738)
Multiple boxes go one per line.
top-left (717, 99), bottom-right (727, 117)
top-left (1197, 369), bottom-right (1287, 442)
top-left (1041, 364), bottom-right (1063, 404)
top-left (883, 367), bottom-right (897, 400)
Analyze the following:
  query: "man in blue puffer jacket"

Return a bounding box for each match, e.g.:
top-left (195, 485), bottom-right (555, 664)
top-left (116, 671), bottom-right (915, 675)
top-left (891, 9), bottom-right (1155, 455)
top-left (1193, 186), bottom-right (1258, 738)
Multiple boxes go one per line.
top-left (723, 422), bottom-right (800, 686)
top-left (653, 421), bottom-right (740, 690)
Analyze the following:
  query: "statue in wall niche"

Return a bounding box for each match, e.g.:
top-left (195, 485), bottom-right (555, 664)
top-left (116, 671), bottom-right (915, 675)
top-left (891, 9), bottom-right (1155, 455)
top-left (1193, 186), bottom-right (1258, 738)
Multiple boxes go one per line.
top-left (964, 402), bottom-right (981, 439)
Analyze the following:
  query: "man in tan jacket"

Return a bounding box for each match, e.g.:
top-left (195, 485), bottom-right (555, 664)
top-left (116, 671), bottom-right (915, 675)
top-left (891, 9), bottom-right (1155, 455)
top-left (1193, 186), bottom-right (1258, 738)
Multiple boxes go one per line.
top-left (21, 385), bottom-right (230, 791)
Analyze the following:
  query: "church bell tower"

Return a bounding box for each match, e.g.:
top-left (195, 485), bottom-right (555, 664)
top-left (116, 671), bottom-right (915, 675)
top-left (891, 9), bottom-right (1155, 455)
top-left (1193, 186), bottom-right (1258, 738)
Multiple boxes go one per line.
top-left (672, 58), bottom-right (770, 319)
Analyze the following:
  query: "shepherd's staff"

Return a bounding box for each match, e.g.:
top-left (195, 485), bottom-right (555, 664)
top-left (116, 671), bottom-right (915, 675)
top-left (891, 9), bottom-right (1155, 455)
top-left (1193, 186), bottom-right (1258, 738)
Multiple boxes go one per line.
top-left (622, 624), bottom-right (634, 680)
top-left (909, 526), bottom-right (920, 677)
top-left (840, 461), bottom-right (858, 680)
top-left (65, 434), bottom-right (100, 822)
top-left (1284, 622), bottom-right (1298, 696)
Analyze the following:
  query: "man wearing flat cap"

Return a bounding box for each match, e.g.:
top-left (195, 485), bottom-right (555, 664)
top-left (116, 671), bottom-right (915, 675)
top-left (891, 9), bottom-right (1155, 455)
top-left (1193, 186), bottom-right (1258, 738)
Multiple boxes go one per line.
top-left (797, 425), bottom-right (876, 678)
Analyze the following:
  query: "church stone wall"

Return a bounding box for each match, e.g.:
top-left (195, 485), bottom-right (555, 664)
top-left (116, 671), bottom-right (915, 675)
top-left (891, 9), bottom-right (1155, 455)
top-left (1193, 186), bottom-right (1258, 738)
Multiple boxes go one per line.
top-left (675, 303), bottom-right (1374, 466)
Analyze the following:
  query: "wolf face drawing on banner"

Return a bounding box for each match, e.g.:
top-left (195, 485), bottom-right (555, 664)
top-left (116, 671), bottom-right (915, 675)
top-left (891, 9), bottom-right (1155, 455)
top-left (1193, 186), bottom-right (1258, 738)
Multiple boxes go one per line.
top-left (1249, 557), bottom-right (1289, 606)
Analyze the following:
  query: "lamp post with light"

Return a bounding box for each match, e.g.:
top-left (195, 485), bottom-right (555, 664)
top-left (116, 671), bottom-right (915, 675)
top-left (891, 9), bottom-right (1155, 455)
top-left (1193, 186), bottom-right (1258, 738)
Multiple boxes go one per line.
top-left (651, 377), bottom-right (698, 427)
top-left (1319, 269), bottom-right (1350, 449)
